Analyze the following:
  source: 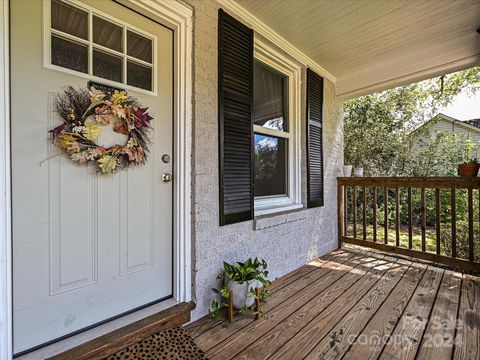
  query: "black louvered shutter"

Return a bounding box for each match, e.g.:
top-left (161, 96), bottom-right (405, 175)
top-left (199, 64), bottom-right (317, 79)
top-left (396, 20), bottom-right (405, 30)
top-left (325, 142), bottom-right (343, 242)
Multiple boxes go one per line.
top-left (306, 69), bottom-right (324, 208)
top-left (218, 10), bottom-right (254, 225)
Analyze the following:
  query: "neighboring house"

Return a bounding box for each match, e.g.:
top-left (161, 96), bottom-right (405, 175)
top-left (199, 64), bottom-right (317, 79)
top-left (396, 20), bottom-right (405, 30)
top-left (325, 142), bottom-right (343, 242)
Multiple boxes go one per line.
top-left (0, 0), bottom-right (478, 359)
top-left (411, 113), bottom-right (480, 146)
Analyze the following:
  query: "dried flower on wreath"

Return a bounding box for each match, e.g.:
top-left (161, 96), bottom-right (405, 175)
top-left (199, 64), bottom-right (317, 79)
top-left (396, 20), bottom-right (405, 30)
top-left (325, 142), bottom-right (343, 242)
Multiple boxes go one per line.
top-left (49, 86), bottom-right (153, 174)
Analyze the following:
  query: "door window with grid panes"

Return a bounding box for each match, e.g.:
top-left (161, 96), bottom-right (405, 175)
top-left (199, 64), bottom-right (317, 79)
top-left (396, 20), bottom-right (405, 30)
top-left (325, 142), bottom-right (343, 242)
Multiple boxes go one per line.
top-left (47, 0), bottom-right (156, 92)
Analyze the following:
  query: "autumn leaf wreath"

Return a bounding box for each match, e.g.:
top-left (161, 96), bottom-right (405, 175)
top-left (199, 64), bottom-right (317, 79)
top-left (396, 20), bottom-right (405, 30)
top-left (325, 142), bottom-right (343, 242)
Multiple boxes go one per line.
top-left (50, 86), bottom-right (153, 174)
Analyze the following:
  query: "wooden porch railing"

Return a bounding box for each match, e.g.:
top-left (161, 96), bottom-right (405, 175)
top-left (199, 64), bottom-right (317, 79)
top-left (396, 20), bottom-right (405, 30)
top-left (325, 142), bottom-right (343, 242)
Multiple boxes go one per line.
top-left (337, 177), bottom-right (480, 272)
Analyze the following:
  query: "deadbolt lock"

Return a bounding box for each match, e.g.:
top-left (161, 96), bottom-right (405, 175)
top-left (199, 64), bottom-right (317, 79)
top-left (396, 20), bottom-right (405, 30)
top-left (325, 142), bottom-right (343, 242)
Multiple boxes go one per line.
top-left (161, 154), bottom-right (171, 163)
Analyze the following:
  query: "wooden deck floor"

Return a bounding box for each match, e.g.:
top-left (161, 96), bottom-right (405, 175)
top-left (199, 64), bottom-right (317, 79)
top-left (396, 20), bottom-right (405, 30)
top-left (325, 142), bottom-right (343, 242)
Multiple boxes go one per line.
top-left (186, 248), bottom-right (480, 360)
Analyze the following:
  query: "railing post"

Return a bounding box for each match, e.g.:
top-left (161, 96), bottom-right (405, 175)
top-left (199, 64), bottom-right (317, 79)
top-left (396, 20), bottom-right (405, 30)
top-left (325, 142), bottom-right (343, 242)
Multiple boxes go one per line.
top-left (384, 187), bottom-right (388, 244)
top-left (395, 187), bottom-right (400, 247)
top-left (408, 187), bottom-right (413, 249)
top-left (372, 187), bottom-right (377, 242)
top-left (435, 188), bottom-right (441, 255)
top-left (343, 186), bottom-right (348, 236)
top-left (451, 189), bottom-right (457, 258)
top-left (362, 186), bottom-right (367, 240)
top-left (421, 187), bottom-right (426, 252)
top-left (337, 183), bottom-right (344, 248)
top-left (353, 186), bottom-right (357, 238)
top-left (468, 188), bottom-right (474, 261)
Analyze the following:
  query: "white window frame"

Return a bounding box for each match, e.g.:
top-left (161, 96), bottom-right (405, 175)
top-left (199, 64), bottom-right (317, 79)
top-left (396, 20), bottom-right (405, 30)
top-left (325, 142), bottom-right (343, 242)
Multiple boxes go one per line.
top-left (42, 0), bottom-right (158, 95)
top-left (254, 38), bottom-right (302, 216)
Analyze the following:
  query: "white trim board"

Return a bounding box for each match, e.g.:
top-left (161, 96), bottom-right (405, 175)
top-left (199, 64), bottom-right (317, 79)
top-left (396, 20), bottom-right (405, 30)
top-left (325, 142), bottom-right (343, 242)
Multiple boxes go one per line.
top-left (336, 54), bottom-right (480, 99)
top-left (0, 1), bottom-right (193, 358)
top-left (115, 0), bottom-right (193, 305)
top-left (217, 0), bottom-right (336, 84)
top-left (0, 0), bottom-right (12, 359)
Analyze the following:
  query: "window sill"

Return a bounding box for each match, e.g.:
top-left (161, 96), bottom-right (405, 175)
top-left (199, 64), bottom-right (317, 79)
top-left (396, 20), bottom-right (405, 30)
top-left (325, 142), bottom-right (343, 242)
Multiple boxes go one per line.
top-left (253, 204), bottom-right (307, 230)
top-left (254, 203), bottom-right (303, 217)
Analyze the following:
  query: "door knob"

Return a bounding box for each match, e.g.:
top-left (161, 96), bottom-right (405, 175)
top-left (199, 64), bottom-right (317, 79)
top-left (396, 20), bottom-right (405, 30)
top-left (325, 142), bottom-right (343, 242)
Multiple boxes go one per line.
top-left (162, 173), bottom-right (173, 183)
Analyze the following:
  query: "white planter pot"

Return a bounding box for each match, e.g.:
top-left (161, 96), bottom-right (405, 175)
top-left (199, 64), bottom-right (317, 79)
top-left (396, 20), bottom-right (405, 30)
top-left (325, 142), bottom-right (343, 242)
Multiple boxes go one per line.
top-left (354, 167), bottom-right (364, 177)
top-left (226, 279), bottom-right (262, 309)
top-left (343, 165), bottom-right (353, 177)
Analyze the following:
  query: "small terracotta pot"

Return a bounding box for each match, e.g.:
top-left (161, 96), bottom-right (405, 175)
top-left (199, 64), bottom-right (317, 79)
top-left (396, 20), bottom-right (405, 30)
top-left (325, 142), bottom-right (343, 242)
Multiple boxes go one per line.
top-left (457, 163), bottom-right (480, 177)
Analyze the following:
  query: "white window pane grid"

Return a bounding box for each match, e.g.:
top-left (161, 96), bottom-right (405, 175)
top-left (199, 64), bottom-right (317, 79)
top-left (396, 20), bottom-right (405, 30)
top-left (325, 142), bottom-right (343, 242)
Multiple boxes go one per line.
top-left (253, 59), bottom-right (290, 200)
top-left (48, 0), bottom-right (155, 92)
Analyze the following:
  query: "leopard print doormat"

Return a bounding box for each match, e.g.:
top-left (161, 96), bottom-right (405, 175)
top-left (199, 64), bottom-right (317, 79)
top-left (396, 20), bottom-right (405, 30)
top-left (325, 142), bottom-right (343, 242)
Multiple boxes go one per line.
top-left (105, 326), bottom-right (207, 360)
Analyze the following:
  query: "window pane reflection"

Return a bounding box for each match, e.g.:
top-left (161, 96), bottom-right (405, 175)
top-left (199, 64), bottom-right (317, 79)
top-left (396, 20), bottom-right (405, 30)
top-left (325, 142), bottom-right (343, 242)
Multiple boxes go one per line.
top-left (254, 134), bottom-right (287, 197)
top-left (93, 49), bottom-right (123, 82)
top-left (127, 61), bottom-right (152, 91)
top-left (51, 0), bottom-right (88, 40)
top-left (51, 35), bottom-right (88, 73)
top-left (93, 16), bottom-right (123, 53)
top-left (127, 31), bottom-right (153, 63)
top-left (253, 61), bottom-right (288, 132)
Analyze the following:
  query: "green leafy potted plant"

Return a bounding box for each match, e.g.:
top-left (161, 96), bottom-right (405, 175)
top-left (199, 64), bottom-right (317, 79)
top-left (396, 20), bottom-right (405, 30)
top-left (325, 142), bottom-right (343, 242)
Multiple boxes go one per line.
top-left (458, 140), bottom-right (480, 177)
top-left (209, 258), bottom-right (271, 320)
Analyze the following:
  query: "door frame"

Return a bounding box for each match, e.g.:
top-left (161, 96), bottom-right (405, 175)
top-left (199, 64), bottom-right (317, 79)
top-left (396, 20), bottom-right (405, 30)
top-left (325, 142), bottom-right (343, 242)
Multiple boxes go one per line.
top-left (0, 1), bottom-right (193, 358)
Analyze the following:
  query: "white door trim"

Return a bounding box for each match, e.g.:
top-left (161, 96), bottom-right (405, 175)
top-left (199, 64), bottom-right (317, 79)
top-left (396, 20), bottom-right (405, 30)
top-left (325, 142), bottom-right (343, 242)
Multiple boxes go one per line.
top-left (0, 0), bottom-right (12, 358)
top-left (0, 1), bottom-right (193, 358)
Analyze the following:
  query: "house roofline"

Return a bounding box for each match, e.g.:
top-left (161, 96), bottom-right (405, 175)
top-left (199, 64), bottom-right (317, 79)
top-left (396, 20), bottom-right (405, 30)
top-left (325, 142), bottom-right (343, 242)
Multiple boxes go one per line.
top-left (411, 113), bottom-right (480, 135)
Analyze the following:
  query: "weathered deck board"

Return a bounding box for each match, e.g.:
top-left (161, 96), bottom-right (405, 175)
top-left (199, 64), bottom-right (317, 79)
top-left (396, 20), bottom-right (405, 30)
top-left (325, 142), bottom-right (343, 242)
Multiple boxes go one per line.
top-left (416, 270), bottom-right (462, 360)
top-left (185, 249), bottom-right (349, 339)
top-left (207, 252), bottom-right (379, 359)
top-left (342, 261), bottom-right (427, 360)
top-left (453, 274), bottom-right (480, 359)
top-left (303, 260), bottom-right (411, 359)
top-left (267, 256), bottom-right (393, 360)
top-left (379, 266), bottom-right (444, 359)
top-left (186, 248), bottom-right (479, 360)
top-left (199, 251), bottom-right (369, 355)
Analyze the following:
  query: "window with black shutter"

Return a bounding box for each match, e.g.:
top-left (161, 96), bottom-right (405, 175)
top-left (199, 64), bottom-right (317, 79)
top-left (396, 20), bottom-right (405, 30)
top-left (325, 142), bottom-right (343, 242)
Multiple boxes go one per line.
top-left (219, 10), bottom-right (312, 224)
top-left (218, 9), bottom-right (254, 225)
top-left (306, 68), bottom-right (325, 208)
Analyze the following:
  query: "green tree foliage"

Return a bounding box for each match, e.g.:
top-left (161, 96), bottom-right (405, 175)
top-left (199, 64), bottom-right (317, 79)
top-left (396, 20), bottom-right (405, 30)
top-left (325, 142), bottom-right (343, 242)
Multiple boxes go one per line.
top-left (344, 67), bottom-right (480, 176)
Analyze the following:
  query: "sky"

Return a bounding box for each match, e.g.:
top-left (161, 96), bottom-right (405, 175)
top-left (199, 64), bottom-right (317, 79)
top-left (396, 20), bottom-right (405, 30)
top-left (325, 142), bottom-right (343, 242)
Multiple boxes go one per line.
top-left (440, 89), bottom-right (480, 120)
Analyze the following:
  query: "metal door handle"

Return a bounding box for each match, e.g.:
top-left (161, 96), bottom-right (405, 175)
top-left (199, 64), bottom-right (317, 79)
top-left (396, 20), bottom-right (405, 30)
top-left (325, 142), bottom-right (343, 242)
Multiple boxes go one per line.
top-left (162, 173), bottom-right (173, 183)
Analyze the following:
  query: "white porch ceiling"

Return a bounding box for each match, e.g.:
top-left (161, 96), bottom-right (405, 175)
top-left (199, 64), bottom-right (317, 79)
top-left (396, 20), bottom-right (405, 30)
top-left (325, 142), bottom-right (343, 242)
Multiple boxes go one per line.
top-left (234, 0), bottom-right (480, 98)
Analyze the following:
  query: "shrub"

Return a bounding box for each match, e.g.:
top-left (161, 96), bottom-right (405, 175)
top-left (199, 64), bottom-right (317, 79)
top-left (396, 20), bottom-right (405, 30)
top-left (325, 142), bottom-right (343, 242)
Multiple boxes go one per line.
top-left (440, 221), bottom-right (480, 262)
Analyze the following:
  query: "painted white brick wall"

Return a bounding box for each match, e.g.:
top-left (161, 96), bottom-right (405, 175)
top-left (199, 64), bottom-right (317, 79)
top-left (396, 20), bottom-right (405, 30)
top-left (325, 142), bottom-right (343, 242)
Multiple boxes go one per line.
top-left (183, 0), bottom-right (344, 320)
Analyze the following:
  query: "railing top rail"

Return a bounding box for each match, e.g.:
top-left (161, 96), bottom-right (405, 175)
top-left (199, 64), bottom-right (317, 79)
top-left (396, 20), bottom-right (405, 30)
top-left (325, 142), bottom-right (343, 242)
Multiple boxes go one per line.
top-left (337, 176), bottom-right (480, 189)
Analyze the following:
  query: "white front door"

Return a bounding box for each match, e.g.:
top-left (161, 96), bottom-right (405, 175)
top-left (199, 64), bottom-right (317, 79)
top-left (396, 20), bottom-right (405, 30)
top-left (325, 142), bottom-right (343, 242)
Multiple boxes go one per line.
top-left (11, 0), bottom-right (173, 354)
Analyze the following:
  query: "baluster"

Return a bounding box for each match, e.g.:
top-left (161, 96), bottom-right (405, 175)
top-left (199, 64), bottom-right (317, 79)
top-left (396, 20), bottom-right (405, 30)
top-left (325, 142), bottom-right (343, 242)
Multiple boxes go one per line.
top-left (468, 188), bottom-right (474, 261)
top-left (362, 186), bottom-right (367, 240)
top-left (353, 186), bottom-right (357, 239)
top-left (384, 187), bottom-right (388, 244)
top-left (372, 187), bottom-right (377, 242)
top-left (395, 187), bottom-right (400, 247)
top-left (421, 188), bottom-right (426, 252)
top-left (451, 189), bottom-right (456, 258)
top-left (344, 186), bottom-right (348, 236)
top-left (435, 188), bottom-right (440, 255)
top-left (408, 187), bottom-right (413, 249)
